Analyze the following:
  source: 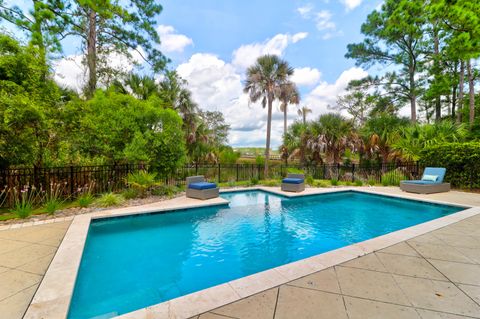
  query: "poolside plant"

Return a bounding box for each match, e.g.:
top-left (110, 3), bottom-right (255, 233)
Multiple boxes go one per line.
top-left (125, 170), bottom-right (158, 198)
top-left (250, 177), bottom-right (259, 185)
top-left (330, 178), bottom-right (339, 186)
top-left (286, 167), bottom-right (304, 175)
top-left (96, 192), bottom-right (125, 207)
top-left (122, 188), bottom-right (140, 200)
top-left (305, 175), bottom-right (314, 186)
top-left (314, 180), bottom-right (329, 187)
top-left (76, 182), bottom-right (96, 208)
top-left (355, 180), bottom-right (363, 186)
top-left (11, 186), bottom-right (37, 218)
top-left (381, 170), bottom-right (407, 186)
top-left (43, 182), bottom-right (66, 214)
top-left (367, 178), bottom-right (377, 186)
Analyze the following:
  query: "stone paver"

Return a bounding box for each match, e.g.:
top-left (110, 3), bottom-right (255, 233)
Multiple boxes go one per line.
top-left (3, 187), bottom-right (480, 319)
top-left (0, 221), bottom-right (70, 319)
top-left (197, 188), bottom-right (480, 319)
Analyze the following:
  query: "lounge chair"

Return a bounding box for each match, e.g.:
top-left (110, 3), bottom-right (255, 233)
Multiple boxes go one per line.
top-left (186, 175), bottom-right (219, 200)
top-left (281, 173), bottom-right (305, 192)
top-left (400, 167), bottom-right (450, 194)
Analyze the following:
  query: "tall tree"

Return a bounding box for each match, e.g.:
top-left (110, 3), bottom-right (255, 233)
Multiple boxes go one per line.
top-left (0, 0), bottom-right (69, 74)
top-left (244, 54), bottom-right (294, 177)
top-left (346, 0), bottom-right (426, 123)
top-left (278, 82), bottom-right (300, 137)
top-left (70, 0), bottom-right (168, 98)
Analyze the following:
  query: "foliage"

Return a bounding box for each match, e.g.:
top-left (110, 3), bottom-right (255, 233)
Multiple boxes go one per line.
top-left (77, 194), bottom-right (94, 208)
top-left (42, 182), bottom-right (66, 214)
top-left (96, 192), bottom-right (125, 207)
top-left (11, 186), bottom-right (38, 218)
top-left (286, 167), bottom-right (304, 174)
top-left (330, 179), bottom-right (339, 186)
top-left (218, 147), bottom-right (241, 164)
top-left (151, 185), bottom-right (180, 198)
top-left (305, 175), bottom-right (314, 186)
top-left (125, 170), bottom-right (158, 198)
top-left (122, 188), bottom-right (139, 200)
top-left (420, 142), bottom-right (480, 188)
top-left (355, 180), bottom-right (363, 186)
top-left (250, 177), bottom-right (259, 185)
top-left (381, 170), bottom-right (407, 186)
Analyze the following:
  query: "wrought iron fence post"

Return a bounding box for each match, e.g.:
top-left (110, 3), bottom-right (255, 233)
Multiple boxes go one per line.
top-left (337, 163), bottom-right (340, 180)
top-left (69, 166), bottom-right (74, 196)
top-left (352, 164), bottom-right (355, 182)
top-left (236, 164), bottom-right (239, 182)
top-left (195, 163), bottom-right (198, 175)
top-left (218, 163), bottom-right (221, 183)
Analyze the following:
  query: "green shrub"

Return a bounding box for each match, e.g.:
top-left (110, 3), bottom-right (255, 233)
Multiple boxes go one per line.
top-left (77, 193), bottom-right (94, 208)
top-left (11, 186), bottom-right (37, 218)
top-left (151, 185), bottom-right (179, 198)
top-left (96, 193), bottom-right (125, 207)
top-left (122, 188), bottom-right (139, 200)
top-left (286, 167), bottom-right (304, 174)
top-left (355, 180), bottom-right (363, 186)
top-left (126, 170), bottom-right (157, 198)
top-left (345, 181), bottom-right (352, 186)
top-left (261, 179), bottom-right (280, 187)
top-left (420, 142), bottom-right (480, 188)
top-left (330, 179), bottom-right (339, 186)
top-left (315, 180), bottom-right (329, 187)
top-left (44, 199), bottom-right (62, 215)
top-left (381, 170), bottom-right (407, 186)
top-left (250, 177), bottom-right (259, 185)
top-left (255, 155), bottom-right (265, 165)
top-left (367, 178), bottom-right (377, 186)
top-left (305, 175), bottom-right (314, 186)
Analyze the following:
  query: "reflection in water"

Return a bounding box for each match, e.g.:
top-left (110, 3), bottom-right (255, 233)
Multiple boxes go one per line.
top-left (68, 190), bottom-right (462, 319)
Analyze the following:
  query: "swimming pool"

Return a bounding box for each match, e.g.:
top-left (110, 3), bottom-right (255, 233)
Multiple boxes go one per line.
top-left (68, 190), bottom-right (462, 319)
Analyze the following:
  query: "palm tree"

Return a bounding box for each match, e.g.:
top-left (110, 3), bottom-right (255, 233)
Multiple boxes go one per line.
top-left (278, 82), bottom-right (300, 137)
top-left (311, 113), bottom-right (354, 164)
top-left (297, 106), bottom-right (312, 125)
top-left (244, 54), bottom-right (294, 177)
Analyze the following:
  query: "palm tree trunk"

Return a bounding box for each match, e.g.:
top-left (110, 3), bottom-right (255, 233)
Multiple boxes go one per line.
top-left (283, 107), bottom-right (287, 138)
top-left (457, 61), bottom-right (465, 123)
top-left (265, 95), bottom-right (273, 178)
top-left (467, 59), bottom-right (475, 127)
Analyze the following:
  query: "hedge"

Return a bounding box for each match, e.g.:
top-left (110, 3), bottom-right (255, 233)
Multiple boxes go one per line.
top-left (419, 142), bottom-right (480, 189)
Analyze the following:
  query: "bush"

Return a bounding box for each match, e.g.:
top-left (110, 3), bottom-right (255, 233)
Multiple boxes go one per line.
top-left (96, 193), bottom-right (125, 207)
top-left (420, 142), bottom-right (480, 188)
top-left (11, 186), bottom-right (37, 218)
top-left (151, 185), bottom-right (179, 198)
top-left (381, 170), bottom-right (407, 186)
top-left (261, 179), bottom-right (280, 187)
top-left (122, 188), bottom-right (140, 200)
top-left (367, 178), bottom-right (377, 186)
top-left (330, 178), bottom-right (339, 186)
top-left (126, 170), bottom-right (157, 198)
top-left (77, 193), bottom-right (94, 208)
top-left (305, 175), bottom-right (314, 186)
top-left (355, 180), bottom-right (363, 186)
top-left (44, 199), bottom-right (62, 215)
top-left (250, 177), bottom-right (259, 185)
top-left (255, 155), bottom-right (265, 165)
top-left (287, 167), bottom-right (304, 174)
top-left (219, 148), bottom-right (241, 164)
top-left (314, 180), bottom-right (329, 187)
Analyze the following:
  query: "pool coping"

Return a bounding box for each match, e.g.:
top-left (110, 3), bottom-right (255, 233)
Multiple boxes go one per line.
top-left (23, 187), bottom-right (480, 319)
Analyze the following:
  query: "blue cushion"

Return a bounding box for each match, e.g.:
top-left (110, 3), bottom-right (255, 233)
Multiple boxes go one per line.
top-left (188, 182), bottom-right (217, 190)
top-left (282, 178), bottom-right (304, 184)
top-left (422, 167), bottom-right (446, 183)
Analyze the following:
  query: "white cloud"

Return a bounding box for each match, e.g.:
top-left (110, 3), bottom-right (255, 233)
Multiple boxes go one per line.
top-left (315, 10), bottom-right (336, 31)
top-left (231, 32), bottom-right (308, 70)
top-left (339, 0), bottom-right (363, 11)
top-left (297, 4), bottom-right (314, 18)
top-left (291, 67), bottom-right (321, 87)
top-left (303, 67), bottom-right (368, 117)
top-left (53, 49), bottom-right (143, 92)
top-left (157, 25), bottom-right (193, 53)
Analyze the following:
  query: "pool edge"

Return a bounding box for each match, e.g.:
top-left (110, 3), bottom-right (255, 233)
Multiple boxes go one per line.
top-left (24, 187), bottom-right (479, 319)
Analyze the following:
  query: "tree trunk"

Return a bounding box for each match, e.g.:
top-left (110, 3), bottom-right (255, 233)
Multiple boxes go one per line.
top-left (451, 61), bottom-right (458, 119)
top-left (264, 94), bottom-right (273, 178)
top-left (283, 107), bottom-right (287, 138)
top-left (457, 61), bottom-right (465, 123)
top-left (467, 59), bottom-right (475, 127)
top-left (86, 9), bottom-right (97, 99)
top-left (434, 31), bottom-right (441, 121)
top-left (409, 61), bottom-right (417, 123)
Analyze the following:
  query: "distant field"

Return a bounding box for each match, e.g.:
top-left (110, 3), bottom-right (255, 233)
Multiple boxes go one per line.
top-left (233, 147), bottom-right (280, 156)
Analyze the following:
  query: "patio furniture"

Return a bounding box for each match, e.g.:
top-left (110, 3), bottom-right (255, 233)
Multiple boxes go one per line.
top-left (400, 167), bottom-right (450, 194)
top-left (281, 173), bottom-right (305, 192)
top-left (186, 175), bottom-right (219, 200)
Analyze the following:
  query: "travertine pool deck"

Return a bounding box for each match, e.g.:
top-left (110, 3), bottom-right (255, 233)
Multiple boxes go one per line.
top-left (2, 186), bottom-right (480, 318)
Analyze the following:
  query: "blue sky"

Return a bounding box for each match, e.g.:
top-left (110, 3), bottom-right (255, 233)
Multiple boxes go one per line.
top-left (3, 0), bottom-right (387, 147)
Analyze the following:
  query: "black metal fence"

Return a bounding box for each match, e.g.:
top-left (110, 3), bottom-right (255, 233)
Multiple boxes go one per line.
top-left (1, 162), bottom-right (478, 207)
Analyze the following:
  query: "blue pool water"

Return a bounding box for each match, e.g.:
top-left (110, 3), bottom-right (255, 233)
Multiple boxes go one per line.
top-left (68, 190), bottom-right (462, 319)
